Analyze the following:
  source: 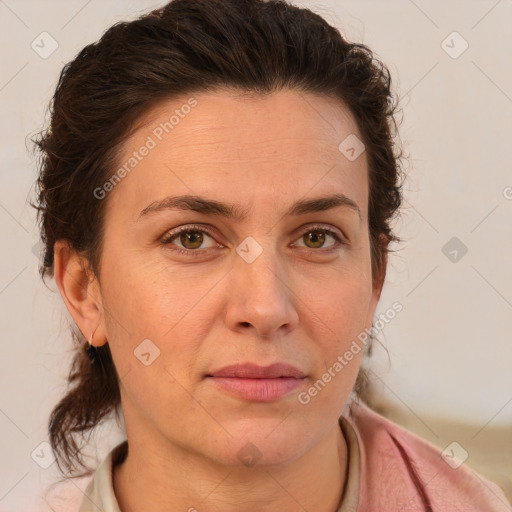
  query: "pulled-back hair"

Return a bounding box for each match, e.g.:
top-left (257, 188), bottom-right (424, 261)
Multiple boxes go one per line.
top-left (31, 0), bottom-right (404, 477)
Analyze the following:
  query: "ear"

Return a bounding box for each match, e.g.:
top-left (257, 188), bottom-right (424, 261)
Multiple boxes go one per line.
top-left (366, 234), bottom-right (389, 326)
top-left (53, 240), bottom-right (107, 347)
top-left (373, 241), bottom-right (388, 301)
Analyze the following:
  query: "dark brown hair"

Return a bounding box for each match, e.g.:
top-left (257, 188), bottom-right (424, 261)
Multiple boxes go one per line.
top-left (31, 0), bottom-right (404, 477)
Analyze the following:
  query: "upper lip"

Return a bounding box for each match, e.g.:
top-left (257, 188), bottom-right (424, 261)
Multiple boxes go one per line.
top-left (207, 363), bottom-right (306, 379)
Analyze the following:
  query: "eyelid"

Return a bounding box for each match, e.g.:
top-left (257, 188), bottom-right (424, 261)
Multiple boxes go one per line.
top-left (292, 223), bottom-right (346, 243)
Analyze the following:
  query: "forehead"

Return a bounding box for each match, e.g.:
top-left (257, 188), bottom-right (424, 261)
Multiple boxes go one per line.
top-left (107, 88), bottom-right (368, 220)
top-left (133, 88), bottom-right (361, 147)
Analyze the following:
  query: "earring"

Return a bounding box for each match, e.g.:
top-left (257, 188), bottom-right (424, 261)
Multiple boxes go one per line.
top-left (88, 326), bottom-right (98, 346)
top-left (87, 326), bottom-right (99, 362)
top-left (366, 327), bottom-right (375, 357)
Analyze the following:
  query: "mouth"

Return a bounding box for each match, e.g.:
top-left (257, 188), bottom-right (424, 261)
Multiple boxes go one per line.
top-left (207, 362), bottom-right (306, 379)
top-left (206, 363), bottom-right (306, 402)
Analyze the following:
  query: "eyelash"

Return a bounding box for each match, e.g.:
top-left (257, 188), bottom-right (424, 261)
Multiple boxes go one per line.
top-left (160, 224), bottom-right (346, 257)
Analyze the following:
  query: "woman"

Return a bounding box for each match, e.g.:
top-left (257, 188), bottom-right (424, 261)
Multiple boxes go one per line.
top-left (32, 0), bottom-right (510, 510)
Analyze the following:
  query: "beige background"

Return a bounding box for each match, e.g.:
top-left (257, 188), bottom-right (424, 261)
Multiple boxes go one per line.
top-left (0, 0), bottom-right (511, 509)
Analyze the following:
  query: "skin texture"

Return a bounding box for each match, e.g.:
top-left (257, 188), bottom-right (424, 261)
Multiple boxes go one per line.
top-left (54, 89), bottom-right (387, 512)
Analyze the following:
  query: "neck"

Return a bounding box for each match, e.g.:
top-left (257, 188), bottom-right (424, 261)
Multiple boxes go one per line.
top-left (113, 420), bottom-right (347, 512)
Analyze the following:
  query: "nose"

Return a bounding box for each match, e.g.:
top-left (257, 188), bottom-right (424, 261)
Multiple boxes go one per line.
top-left (224, 245), bottom-right (299, 339)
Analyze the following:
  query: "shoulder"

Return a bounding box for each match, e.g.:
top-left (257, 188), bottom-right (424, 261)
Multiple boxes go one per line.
top-left (39, 442), bottom-right (127, 512)
top-left (78, 441), bottom-right (127, 512)
top-left (343, 400), bottom-right (511, 511)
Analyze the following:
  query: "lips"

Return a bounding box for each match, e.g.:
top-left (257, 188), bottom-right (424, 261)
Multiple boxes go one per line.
top-left (206, 363), bottom-right (306, 402)
top-left (207, 362), bottom-right (305, 379)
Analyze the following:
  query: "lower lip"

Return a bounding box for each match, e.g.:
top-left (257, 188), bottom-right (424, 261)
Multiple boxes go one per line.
top-left (207, 377), bottom-right (304, 402)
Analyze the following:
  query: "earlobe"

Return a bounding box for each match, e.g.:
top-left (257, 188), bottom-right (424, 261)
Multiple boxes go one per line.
top-left (53, 240), bottom-right (107, 347)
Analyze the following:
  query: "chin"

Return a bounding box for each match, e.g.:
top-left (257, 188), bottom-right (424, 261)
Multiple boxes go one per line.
top-left (205, 422), bottom-right (311, 468)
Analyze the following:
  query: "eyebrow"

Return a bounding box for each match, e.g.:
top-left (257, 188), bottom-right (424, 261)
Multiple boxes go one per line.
top-left (138, 193), bottom-right (361, 222)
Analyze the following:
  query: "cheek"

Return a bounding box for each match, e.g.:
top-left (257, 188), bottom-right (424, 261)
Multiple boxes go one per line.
top-left (99, 263), bottom-right (200, 426)
top-left (100, 255), bottom-right (212, 381)
top-left (299, 276), bottom-right (370, 404)
top-left (102, 251), bottom-right (190, 329)
top-left (301, 262), bottom-right (373, 342)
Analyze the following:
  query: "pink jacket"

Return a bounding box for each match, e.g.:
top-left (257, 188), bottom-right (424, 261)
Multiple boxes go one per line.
top-left (343, 401), bottom-right (510, 511)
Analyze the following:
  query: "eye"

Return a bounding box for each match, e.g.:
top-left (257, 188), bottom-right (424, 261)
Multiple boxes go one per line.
top-left (160, 224), bottom-right (346, 257)
top-left (161, 225), bottom-right (219, 255)
top-left (293, 225), bottom-right (345, 252)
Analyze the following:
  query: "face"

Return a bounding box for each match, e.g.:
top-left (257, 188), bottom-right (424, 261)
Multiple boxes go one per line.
top-left (93, 89), bottom-right (383, 466)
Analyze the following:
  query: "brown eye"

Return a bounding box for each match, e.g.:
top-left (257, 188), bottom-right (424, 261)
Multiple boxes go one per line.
top-left (180, 231), bottom-right (204, 249)
top-left (294, 227), bottom-right (343, 251)
top-left (161, 226), bottom-right (218, 254)
top-left (303, 231), bottom-right (326, 249)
